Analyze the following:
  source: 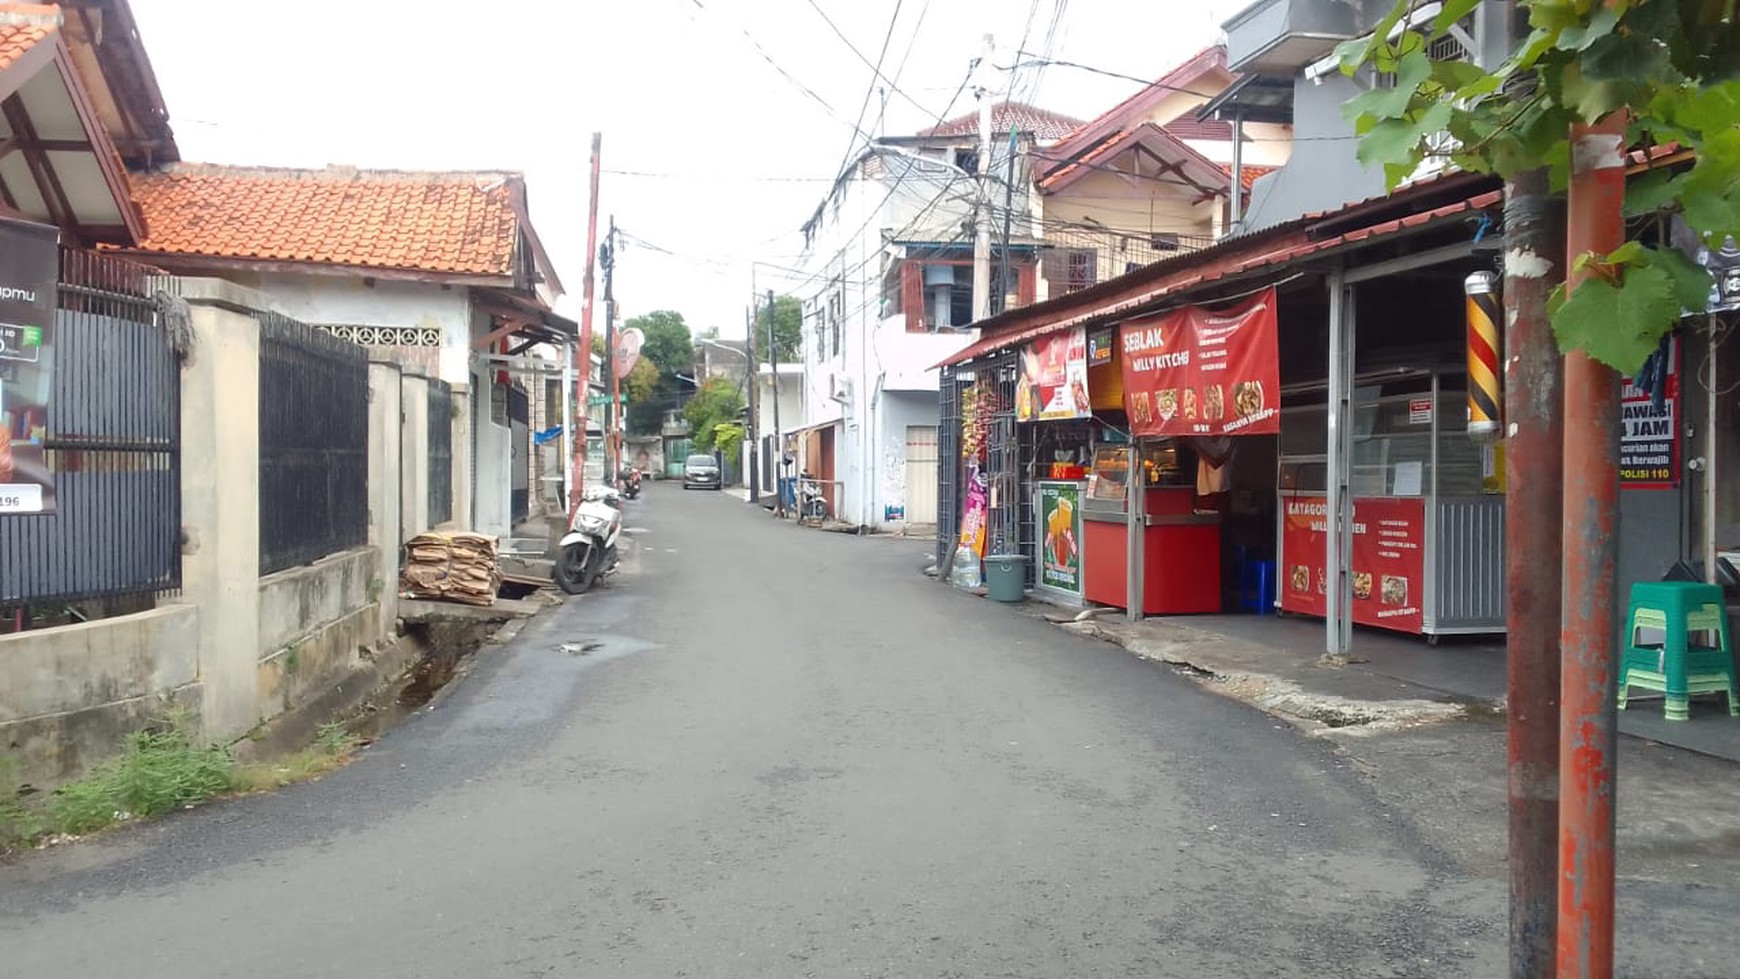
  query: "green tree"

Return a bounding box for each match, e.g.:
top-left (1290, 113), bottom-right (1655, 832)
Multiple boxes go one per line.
top-left (630, 310), bottom-right (695, 378)
top-left (1339, 0), bottom-right (1740, 372)
top-left (756, 294), bottom-right (805, 362)
top-left (622, 358), bottom-right (659, 404)
top-left (683, 375), bottom-right (746, 452)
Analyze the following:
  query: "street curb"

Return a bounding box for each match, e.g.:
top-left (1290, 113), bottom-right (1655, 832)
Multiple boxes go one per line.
top-left (1034, 608), bottom-right (1473, 737)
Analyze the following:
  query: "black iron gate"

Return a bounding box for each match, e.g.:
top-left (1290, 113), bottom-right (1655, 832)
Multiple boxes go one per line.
top-left (936, 364), bottom-right (961, 573)
top-left (258, 312), bottom-right (368, 575)
top-left (427, 378), bottom-right (453, 526)
top-left (1, 249), bottom-right (182, 608)
top-left (507, 385), bottom-right (529, 524)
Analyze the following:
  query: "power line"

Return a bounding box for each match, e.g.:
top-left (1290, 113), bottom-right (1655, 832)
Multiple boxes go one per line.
top-left (823, 0), bottom-right (907, 210)
top-left (803, 0), bottom-right (930, 120)
top-left (603, 168), bottom-right (835, 183)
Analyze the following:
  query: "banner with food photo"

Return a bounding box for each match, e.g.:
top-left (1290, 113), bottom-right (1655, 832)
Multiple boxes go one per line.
top-left (1117, 288), bottom-right (1280, 438)
top-left (1015, 327), bottom-right (1091, 422)
top-left (0, 218), bottom-right (60, 515)
top-left (1279, 494), bottom-right (1425, 634)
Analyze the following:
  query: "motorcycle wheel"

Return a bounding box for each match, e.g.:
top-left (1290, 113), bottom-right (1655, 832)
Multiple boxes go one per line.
top-left (803, 498), bottom-right (828, 520)
top-left (553, 545), bottom-right (596, 595)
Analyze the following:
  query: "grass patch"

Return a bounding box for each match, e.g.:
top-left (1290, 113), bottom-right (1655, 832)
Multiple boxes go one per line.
top-left (45, 715), bottom-right (237, 837)
top-left (232, 720), bottom-right (361, 794)
top-left (0, 758), bottom-right (43, 848)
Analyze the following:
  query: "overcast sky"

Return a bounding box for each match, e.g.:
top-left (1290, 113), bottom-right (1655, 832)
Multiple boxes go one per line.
top-left (131, 0), bottom-right (1251, 335)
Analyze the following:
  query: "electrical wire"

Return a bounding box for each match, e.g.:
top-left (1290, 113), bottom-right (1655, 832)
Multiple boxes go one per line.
top-left (823, 0), bottom-right (907, 210)
top-left (602, 168), bottom-right (836, 183)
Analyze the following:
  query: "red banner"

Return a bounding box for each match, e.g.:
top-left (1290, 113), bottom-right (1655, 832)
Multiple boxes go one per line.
top-left (1118, 288), bottom-right (1280, 438)
top-left (1279, 495), bottom-right (1426, 635)
top-left (1619, 335), bottom-right (1679, 488)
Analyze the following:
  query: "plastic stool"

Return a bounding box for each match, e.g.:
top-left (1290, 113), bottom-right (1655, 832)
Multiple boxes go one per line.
top-left (1240, 558), bottom-right (1276, 615)
top-left (1617, 581), bottom-right (1739, 721)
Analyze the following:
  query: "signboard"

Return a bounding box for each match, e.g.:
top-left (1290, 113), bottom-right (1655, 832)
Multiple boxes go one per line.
top-left (1279, 495), bottom-right (1426, 635)
top-left (958, 466), bottom-right (989, 558)
top-left (1119, 287), bottom-right (1280, 438)
top-left (1087, 328), bottom-right (1115, 366)
top-left (1016, 327), bottom-right (1090, 421)
top-left (0, 218), bottom-right (61, 515)
top-left (1619, 334), bottom-right (1680, 489)
top-left (613, 326), bottom-right (645, 378)
top-left (1036, 481), bottom-right (1082, 597)
top-left (1408, 397), bottom-right (1433, 425)
top-left (587, 393), bottom-right (626, 407)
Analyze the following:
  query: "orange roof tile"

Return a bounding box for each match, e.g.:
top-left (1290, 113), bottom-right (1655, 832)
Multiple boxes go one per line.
top-left (0, 16), bottom-right (54, 74)
top-left (127, 164), bottom-right (527, 279)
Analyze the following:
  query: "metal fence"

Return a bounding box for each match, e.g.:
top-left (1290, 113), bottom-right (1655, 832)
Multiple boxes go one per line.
top-left (1, 249), bottom-right (182, 609)
top-left (258, 312), bottom-right (368, 575)
top-left (427, 378), bottom-right (453, 526)
top-left (936, 364), bottom-right (961, 573)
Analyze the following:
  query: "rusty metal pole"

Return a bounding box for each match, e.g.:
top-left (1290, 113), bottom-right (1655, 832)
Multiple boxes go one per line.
top-left (1501, 163), bottom-right (1565, 977)
top-left (1558, 112), bottom-right (1628, 979)
top-left (571, 134), bottom-right (603, 521)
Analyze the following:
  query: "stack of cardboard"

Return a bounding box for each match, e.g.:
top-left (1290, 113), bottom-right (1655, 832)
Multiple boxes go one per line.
top-left (400, 532), bottom-right (500, 606)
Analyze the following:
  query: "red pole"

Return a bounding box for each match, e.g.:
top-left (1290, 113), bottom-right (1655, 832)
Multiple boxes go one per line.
top-left (1558, 111), bottom-right (1627, 979)
top-left (571, 133), bottom-right (602, 521)
top-left (1502, 163), bottom-right (1564, 976)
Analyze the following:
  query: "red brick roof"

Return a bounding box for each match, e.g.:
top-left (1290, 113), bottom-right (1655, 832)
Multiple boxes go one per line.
top-left (921, 101), bottom-right (1085, 140)
top-left (1227, 164), bottom-right (1278, 191)
top-left (0, 16), bottom-right (52, 73)
top-left (127, 164), bottom-right (528, 279)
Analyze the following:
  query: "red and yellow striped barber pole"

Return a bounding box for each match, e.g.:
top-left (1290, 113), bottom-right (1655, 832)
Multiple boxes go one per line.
top-left (1464, 271), bottom-right (1501, 441)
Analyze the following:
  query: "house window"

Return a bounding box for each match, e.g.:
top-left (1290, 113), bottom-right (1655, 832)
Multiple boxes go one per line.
top-left (954, 149), bottom-right (979, 174)
top-left (828, 285), bottom-right (843, 357)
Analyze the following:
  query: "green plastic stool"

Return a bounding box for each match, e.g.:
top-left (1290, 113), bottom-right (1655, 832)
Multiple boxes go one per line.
top-left (1617, 581), bottom-right (1740, 721)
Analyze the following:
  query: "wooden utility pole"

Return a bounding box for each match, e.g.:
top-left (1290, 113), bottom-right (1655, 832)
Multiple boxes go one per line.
top-left (972, 34), bottom-right (995, 323)
top-left (1558, 110), bottom-right (1628, 979)
top-left (571, 133), bottom-right (602, 519)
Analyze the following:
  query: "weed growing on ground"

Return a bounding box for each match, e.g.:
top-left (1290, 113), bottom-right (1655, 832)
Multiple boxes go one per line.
top-left (231, 720), bottom-right (362, 794)
top-left (315, 720), bottom-right (358, 756)
top-left (0, 758), bottom-right (42, 848)
top-left (46, 716), bottom-right (237, 836)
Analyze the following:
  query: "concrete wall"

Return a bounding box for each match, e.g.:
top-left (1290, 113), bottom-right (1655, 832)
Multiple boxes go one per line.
top-left (0, 607), bottom-right (202, 787)
top-left (240, 271), bottom-right (474, 386)
top-left (0, 288), bottom-right (407, 791)
top-left (401, 374), bottom-right (432, 536)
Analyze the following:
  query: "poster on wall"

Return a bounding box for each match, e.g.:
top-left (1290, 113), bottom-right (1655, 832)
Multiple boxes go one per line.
top-left (1016, 327), bottom-right (1090, 422)
top-left (958, 465), bottom-right (990, 558)
top-left (1619, 334), bottom-right (1680, 489)
top-left (1037, 481), bottom-right (1082, 596)
top-left (1279, 495), bottom-right (1426, 634)
top-left (0, 218), bottom-right (61, 515)
top-left (1118, 287), bottom-right (1280, 438)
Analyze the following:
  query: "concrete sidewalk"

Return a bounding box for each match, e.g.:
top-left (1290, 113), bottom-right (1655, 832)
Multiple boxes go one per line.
top-left (1041, 608), bottom-right (1740, 762)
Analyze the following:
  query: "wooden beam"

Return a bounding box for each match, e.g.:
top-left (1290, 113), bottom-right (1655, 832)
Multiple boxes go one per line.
top-left (471, 316), bottom-right (528, 351)
top-left (1, 95), bottom-right (75, 237)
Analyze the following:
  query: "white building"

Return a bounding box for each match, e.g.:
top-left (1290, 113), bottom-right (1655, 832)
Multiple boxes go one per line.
top-left (124, 164), bottom-right (574, 540)
top-left (789, 102), bottom-right (1083, 530)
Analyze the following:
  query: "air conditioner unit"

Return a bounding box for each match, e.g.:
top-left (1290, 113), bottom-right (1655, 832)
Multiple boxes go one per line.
top-left (829, 373), bottom-right (853, 404)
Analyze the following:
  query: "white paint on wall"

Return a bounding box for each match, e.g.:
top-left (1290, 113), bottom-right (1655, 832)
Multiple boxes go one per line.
top-left (249, 272), bottom-right (476, 384)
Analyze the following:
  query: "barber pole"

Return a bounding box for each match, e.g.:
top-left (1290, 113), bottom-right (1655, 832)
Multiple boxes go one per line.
top-left (1465, 270), bottom-right (1502, 440)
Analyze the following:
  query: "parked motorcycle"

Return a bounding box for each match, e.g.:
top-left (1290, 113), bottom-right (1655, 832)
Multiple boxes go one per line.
top-left (618, 466), bottom-right (643, 500)
top-left (554, 485), bottom-right (622, 595)
top-left (799, 472), bottom-right (830, 521)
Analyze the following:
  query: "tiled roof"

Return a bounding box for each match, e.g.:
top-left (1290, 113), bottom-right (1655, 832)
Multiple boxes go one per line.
top-left (127, 164), bottom-right (526, 278)
top-left (1226, 164), bottom-right (1279, 191)
top-left (0, 14), bottom-right (53, 74)
top-left (921, 101), bottom-right (1085, 140)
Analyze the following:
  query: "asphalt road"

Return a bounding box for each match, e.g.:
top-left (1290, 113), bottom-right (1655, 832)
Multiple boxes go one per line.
top-left (1, 484), bottom-right (1517, 976)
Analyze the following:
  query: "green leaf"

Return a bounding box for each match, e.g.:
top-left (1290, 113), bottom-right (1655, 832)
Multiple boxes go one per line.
top-left (1644, 244), bottom-right (1715, 314)
top-left (1347, 50), bottom-right (1433, 122)
top-left (1357, 115), bottom-right (1431, 180)
top-left (1554, 6), bottom-right (1620, 51)
top-left (1681, 183), bottom-right (1740, 239)
top-left (1551, 263), bottom-right (1680, 372)
top-left (1672, 80), bottom-right (1740, 136)
top-left (1606, 241), bottom-right (1647, 266)
top-left (1430, 58), bottom-right (1488, 92)
top-left (1432, 0), bottom-right (1484, 34)
top-left (1623, 168), bottom-right (1683, 217)
top-left (1578, 29), bottom-right (1669, 83)
top-left (1559, 62), bottom-right (1630, 122)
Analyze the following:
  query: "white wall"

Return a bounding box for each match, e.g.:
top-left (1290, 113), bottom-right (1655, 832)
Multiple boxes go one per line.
top-left (470, 307), bottom-right (515, 539)
top-left (245, 272), bottom-right (474, 385)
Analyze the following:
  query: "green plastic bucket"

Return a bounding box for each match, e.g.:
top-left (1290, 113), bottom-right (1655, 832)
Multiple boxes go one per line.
top-left (984, 554), bottom-right (1028, 603)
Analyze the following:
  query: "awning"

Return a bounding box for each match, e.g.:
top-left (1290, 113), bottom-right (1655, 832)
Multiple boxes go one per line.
top-left (938, 183), bottom-right (1502, 368)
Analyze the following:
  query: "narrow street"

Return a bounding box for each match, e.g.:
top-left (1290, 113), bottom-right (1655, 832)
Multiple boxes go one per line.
top-left (0, 485), bottom-right (1716, 977)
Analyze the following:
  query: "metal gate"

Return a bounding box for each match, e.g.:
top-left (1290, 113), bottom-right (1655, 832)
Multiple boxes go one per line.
top-left (427, 378), bottom-right (453, 525)
top-left (507, 385), bottom-right (529, 524)
top-left (936, 365), bottom-right (961, 572)
top-left (904, 425), bottom-right (938, 525)
top-left (1, 249), bottom-right (182, 607)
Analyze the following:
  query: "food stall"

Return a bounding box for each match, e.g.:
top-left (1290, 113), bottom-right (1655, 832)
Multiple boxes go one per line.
top-left (1017, 329), bottom-right (1093, 604)
top-left (1276, 367), bottom-right (1505, 637)
top-left (1081, 443), bottom-right (1221, 613)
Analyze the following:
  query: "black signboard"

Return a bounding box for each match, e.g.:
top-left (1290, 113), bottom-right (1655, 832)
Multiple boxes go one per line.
top-left (0, 218), bottom-right (61, 514)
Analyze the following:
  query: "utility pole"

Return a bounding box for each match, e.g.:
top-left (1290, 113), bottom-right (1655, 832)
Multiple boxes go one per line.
top-left (602, 216), bottom-right (619, 481)
top-left (972, 33), bottom-right (995, 324)
top-left (1558, 110), bottom-right (1627, 979)
top-left (1499, 7), bottom-right (1563, 974)
top-left (768, 287), bottom-right (784, 518)
top-left (745, 298), bottom-right (760, 504)
top-left (571, 133), bottom-right (602, 519)
top-left (996, 129), bottom-right (1017, 315)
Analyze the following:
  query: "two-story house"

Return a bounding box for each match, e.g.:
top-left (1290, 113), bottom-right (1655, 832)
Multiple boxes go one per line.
top-left (790, 102), bottom-right (1082, 531)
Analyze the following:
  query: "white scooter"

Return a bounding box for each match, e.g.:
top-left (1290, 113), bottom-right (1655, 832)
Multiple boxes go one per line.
top-left (553, 485), bottom-right (623, 595)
